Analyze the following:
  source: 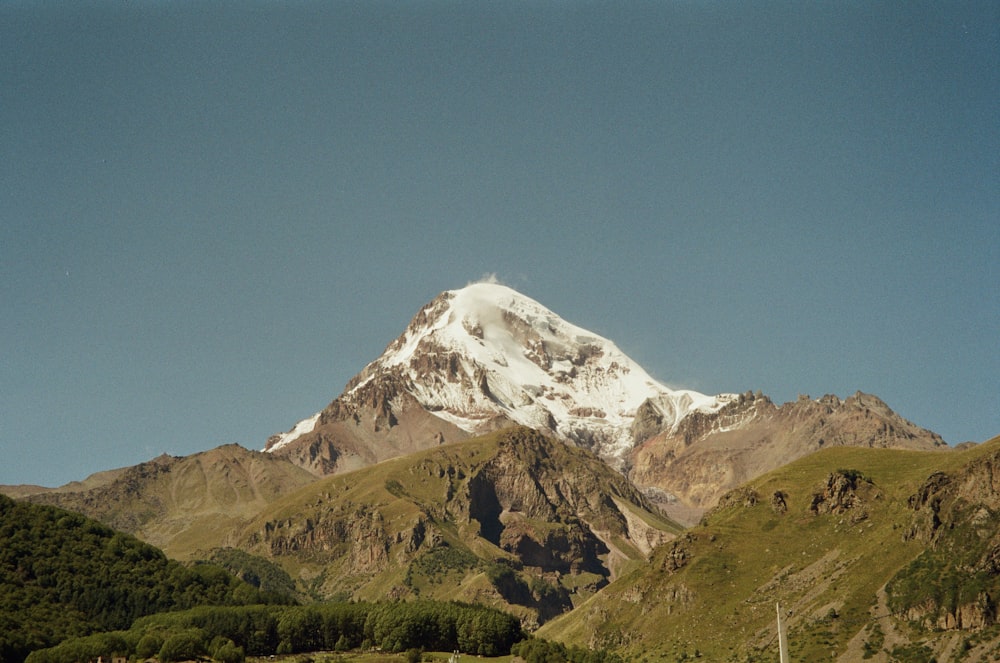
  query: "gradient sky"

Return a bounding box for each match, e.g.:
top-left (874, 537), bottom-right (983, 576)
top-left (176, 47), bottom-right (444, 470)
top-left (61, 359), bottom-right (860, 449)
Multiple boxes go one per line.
top-left (3, 1), bottom-right (998, 487)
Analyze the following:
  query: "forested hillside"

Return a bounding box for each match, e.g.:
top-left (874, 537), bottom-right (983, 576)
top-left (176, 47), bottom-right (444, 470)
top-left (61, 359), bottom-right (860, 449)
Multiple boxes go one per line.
top-left (0, 494), bottom-right (288, 663)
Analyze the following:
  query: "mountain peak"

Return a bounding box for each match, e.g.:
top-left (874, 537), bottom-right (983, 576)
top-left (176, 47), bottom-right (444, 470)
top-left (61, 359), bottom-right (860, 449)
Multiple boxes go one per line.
top-left (266, 284), bottom-right (734, 464)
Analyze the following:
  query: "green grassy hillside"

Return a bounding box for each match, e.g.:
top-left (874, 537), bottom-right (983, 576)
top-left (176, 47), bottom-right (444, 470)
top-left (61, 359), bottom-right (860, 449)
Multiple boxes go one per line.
top-left (539, 437), bottom-right (1000, 662)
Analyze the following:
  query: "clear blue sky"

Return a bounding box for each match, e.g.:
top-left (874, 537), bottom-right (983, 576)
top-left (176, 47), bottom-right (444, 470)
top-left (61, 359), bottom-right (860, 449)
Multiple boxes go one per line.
top-left (2, 1), bottom-right (998, 487)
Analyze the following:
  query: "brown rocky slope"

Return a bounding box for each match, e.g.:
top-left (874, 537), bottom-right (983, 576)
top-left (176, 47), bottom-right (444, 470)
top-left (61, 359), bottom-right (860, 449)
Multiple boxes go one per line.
top-left (12, 444), bottom-right (317, 559)
top-left (265, 375), bottom-right (478, 476)
top-left (628, 390), bottom-right (947, 523)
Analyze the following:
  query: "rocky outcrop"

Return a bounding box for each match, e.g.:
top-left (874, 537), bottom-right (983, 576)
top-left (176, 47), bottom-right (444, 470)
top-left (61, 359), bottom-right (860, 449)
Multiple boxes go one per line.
top-left (903, 592), bottom-right (997, 632)
top-left (464, 428), bottom-right (667, 581)
top-left (630, 399), bottom-right (665, 446)
top-left (268, 383), bottom-right (473, 477)
top-left (904, 471), bottom-right (951, 543)
top-left (271, 434), bottom-right (344, 476)
top-left (809, 470), bottom-right (873, 516)
top-left (937, 592), bottom-right (994, 630)
top-left (904, 450), bottom-right (1000, 545)
top-left (250, 505), bottom-right (432, 575)
top-left (770, 490), bottom-right (788, 514)
top-left (889, 446), bottom-right (1000, 632)
top-left (659, 533), bottom-right (696, 574)
top-left (713, 486), bottom-right (760, 511)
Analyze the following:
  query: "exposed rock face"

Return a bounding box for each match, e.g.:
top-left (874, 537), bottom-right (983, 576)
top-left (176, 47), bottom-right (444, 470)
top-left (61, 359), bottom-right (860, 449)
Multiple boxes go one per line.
top-left (629, 390), bottom-right (946, 522)
top-left (905, 450), bottom-right (1000, 545)
top-left (770, 490), bottom-right (788, 514)
top-left (630, 399), bottom-right (665, 448)
top-left (659, 533), bottom-right (696, 574)
top-left (614, 495), bottom-right (674, 556)
top-left (904, 471), bottom-right (952, 543)
top-left (271, 434), bottom-right (343, 476)
top-left (890, 445), bottom-right (1000, 632)
top-left (901, 587), bottom-right (998, 632)
top-left (809, 470), bottom-right (873, 516)
top-left (464, 429), bottom-right (669, 578)
top-left (24, 454), bottom-right (174, 532)
top-left (245, 427), bottom-right (678, 623)
top-left (253, 505), bottom-right (413, 575)
top-left (713, 486), bottom-right (760, 511)
top-left (269, 384), bottom-right (475, 477)
top-left (913, 592), bottom-right (996, 630)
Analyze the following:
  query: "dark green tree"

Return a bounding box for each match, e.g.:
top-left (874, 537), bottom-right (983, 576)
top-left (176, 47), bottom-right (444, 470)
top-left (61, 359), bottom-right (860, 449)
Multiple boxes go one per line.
top-left (158, 630), bottom-right (206, 663)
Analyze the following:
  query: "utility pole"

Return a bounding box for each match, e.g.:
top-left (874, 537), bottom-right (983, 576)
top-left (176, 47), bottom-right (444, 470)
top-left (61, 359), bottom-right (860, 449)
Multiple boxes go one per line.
top-left (776, 603), bottom-right (789, 663)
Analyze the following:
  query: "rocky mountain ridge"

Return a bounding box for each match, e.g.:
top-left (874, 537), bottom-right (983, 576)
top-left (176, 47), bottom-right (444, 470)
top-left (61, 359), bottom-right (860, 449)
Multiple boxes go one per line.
top-left (5, 425), bottom-right (680, 628)
top-left (0, 282), bottom-right (991, 662)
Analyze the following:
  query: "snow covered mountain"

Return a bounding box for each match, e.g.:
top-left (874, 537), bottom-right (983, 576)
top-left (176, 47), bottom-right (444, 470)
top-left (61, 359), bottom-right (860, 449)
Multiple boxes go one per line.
top-left (264, 282), bottom-right (735, 469)
top-left (13, 282), bottom-right (945, 533)
top-left (262, 282), bottom-right (946, 523)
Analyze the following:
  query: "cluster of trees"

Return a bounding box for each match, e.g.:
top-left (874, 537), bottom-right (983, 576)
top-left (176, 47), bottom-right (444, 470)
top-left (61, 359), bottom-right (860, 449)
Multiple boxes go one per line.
top-left (0, 495), bottom-right (290, 663)
top-left (510, 638), bottom-right (625, 663)
top-left (21, 627), bottom-right (247, 663)
top-left (358, 601), bottom-right (522, 656)
top-left (403, 545), bottom-right (481, 587)
top-left (204, 548), bottom-right (298, 597)
top-left (26, 601), bottom-right (525, 663)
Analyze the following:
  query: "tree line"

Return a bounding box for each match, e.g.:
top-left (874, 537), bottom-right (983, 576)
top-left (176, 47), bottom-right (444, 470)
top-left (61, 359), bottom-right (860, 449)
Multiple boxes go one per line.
top-left (25, 601), bottom-right (525, 663)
